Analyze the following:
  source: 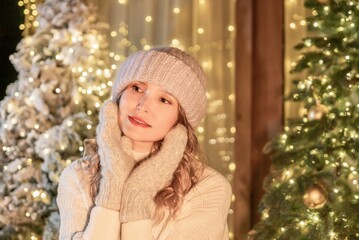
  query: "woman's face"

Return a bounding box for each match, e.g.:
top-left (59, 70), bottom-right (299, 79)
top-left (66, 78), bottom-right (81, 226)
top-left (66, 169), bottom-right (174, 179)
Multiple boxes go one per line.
top-left (118, 81), bottom-right (179, 152)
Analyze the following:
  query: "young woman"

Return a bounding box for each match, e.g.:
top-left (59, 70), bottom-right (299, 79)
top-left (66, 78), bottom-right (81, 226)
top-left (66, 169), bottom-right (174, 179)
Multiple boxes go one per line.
top-left (57, 47), bottom-right (232, 240)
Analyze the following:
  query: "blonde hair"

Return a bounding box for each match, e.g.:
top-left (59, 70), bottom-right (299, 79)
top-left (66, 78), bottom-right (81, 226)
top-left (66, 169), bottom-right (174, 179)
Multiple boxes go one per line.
top-left (152, 107), bottom-right (204, 223)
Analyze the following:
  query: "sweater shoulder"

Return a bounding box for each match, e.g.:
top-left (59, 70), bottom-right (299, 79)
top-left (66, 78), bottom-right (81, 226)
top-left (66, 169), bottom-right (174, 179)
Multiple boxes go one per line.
top-left (57, 157), bottom-right (95, 209)
top-left (175, 166), bottom-right (232, 221)
top-left (59, 158), bottom-right (90, 184)
top-left (197, 166), bottom-right (232, 195)
top-left (58, 159), bottom-right (82, 188)
top-left (58, 138), bottom-right (97, 185)
top-left (57, 159), bottom-right (84, 204)
top-left (183, 166), bottom-right (232, 206)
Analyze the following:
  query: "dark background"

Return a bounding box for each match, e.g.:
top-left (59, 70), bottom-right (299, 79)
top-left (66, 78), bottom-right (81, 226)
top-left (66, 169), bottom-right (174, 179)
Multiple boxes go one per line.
top-left (0, 0), bottom-right (22, 100)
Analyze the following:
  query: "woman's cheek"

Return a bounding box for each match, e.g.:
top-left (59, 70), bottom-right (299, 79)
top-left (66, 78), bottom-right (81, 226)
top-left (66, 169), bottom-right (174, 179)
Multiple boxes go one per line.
top-left (117, 111), bottom-right (126, 132)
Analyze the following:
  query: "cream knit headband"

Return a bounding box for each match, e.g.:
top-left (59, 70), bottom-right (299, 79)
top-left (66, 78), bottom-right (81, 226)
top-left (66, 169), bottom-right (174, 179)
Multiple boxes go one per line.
top-left (111, 47), bottom-right (207, 128)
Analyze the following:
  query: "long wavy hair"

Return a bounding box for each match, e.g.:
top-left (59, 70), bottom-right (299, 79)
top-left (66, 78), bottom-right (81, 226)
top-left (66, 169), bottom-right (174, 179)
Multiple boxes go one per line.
top-left (85, 103), bottom-right (205, 223)
top-left (151, 106), bottom-right (205, 223)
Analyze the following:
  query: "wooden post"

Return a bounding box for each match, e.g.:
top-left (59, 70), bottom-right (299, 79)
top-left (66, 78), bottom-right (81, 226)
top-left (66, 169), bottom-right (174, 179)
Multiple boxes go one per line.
top-left (233, 0), bottom-right (283, 239)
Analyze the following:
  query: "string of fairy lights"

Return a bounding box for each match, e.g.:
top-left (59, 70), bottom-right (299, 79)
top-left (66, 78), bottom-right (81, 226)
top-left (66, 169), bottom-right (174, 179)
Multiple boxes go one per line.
top-left (18, 0), bottom-right (42, 36)
top-left (111, 0), bottom-right (236, 175)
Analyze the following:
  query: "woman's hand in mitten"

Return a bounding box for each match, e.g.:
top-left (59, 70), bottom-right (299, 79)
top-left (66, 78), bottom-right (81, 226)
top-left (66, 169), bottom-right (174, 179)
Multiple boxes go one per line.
top-left (120, 124), bottom-right (188, 222)
top-left (95, 100), bottom-right (135, 210)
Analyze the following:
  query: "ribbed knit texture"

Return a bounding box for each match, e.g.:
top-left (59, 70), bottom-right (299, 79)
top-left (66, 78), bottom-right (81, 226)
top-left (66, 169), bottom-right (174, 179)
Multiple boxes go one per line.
top-left (57, 155), bottom-right (232, 240)
top-left (119, 124), bottom-right (188, 222)
top-left (95, 100), bottom-right (135, 210)
top-left (57, 161), bottom-right (89, 240)
top-left (111, 47), bottom-right (207, 128)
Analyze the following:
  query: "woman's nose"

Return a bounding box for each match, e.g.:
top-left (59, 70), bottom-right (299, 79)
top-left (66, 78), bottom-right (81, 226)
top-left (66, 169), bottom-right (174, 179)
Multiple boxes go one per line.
top-left (136, 94), bottom-right (150, 112)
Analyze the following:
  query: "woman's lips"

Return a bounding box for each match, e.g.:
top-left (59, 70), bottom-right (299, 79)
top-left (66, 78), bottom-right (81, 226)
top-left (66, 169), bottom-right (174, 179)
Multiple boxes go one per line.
top-left (128, 116), bottom-right (152, 128)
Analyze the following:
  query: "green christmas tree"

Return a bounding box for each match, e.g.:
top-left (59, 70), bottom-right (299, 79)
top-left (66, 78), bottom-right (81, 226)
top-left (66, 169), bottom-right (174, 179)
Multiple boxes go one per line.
top-left (0, 0), bottom-right (112, 238)
top-left (251, 0), bottom-right (359, 239)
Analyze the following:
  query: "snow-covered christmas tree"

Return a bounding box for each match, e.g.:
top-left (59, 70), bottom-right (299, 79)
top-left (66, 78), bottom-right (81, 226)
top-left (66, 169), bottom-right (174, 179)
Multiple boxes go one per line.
top-left (0, 0), bottom-right (113, 238)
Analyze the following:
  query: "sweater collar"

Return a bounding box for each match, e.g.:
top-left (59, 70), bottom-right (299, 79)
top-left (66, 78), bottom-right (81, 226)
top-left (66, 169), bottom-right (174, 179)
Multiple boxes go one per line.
top-left (83, 138), bottom-right (150, 163)
top-left (132, 150), bottom-right (150, 163)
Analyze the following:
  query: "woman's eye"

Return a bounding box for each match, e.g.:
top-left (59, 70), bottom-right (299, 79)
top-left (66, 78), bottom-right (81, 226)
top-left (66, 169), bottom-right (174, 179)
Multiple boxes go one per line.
top-left (160, 97), bottom-right (171, 104)
top-left (132, 84), bottom-right (142, 92)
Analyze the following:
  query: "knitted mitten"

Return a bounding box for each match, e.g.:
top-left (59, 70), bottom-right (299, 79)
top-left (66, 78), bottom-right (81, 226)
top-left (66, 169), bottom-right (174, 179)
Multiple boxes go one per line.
top-left (120, 124), bottom-right (188, 222)
top-left (95, 100), bottom-right (135, 210)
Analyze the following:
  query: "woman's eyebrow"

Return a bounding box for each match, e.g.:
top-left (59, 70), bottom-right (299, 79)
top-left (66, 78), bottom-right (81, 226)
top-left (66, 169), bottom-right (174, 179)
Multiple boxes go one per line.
top-left (161, 91), bottom-right (175, 98)
top-left (134, 81), bottom-right (147, 86)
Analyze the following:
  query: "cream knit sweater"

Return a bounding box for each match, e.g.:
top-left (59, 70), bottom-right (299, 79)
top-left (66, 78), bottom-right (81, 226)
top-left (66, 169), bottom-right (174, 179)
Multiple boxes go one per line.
top-left (57, 140), bottom-right (232, 240)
